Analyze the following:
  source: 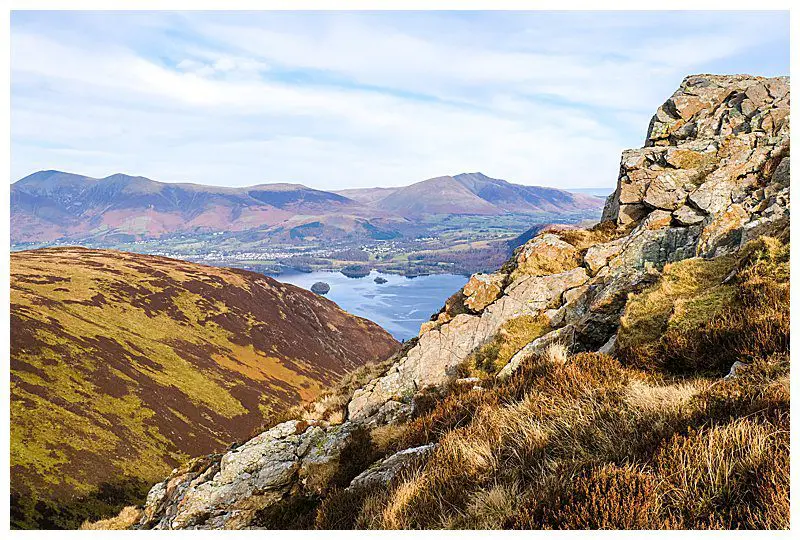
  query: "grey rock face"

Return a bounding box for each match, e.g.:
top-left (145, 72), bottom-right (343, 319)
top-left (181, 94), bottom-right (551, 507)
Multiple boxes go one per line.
top-left (673, 204), bottom-right (706, 226)
top-left (584, 238), bottom-right (626, 275)
top-left (347, 265), bottom-right (589, 421)
top-left (138, 420), bottom-right (363, 529)
top-left (497, 326), bottom-right (574, 379)
top-left (606, 75), bottom-right (789, 249)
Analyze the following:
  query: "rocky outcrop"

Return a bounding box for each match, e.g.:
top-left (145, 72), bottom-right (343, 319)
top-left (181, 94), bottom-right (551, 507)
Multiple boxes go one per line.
top-left (135, 74), bottom-right (789, 530)
top-left (138, 420), bottom-right (367, 529)
top-left (602, 74), bottom-right (789, 257)
top-left (513, 233), bottom-right (581, 276)
top-left (347, 265), bottom-right (589, 422)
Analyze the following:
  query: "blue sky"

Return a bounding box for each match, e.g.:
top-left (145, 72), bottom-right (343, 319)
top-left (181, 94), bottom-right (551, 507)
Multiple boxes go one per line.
top-left (11, 10), bottom-right (789, 190)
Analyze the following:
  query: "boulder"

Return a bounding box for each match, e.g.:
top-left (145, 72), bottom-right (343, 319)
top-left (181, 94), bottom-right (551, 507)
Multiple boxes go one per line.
top-left (513, 234), bottom-right (580, 277)
top-left (696, 204), bottom-right (750, 257)
top-left (617, 203), bottom-right (649, 226)
top-left (598, 334), bottom-right (617, 355)
top-left (138, 420), bottom-right (362, 530)
top-left (348, 444), bottom-right (436, 490)
top-left (642, 171), bottom-right (689, 210)
top-left (723, 361), bottom-right (747, 380)
top-left (639, 209), bottom-right (673, 230)
top-left (462, 273), bottom-right (506, 312)
top-left (673, 204), bottom-right (706, 226)
top-left (584, 238), bottom-right (626, 275)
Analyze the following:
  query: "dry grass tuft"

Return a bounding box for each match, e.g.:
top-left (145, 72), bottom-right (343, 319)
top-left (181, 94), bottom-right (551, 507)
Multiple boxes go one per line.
top-left (542, 343), bottom-right (569, 365)
top-left (623, 379), bottom-right (702, 413)
top-left (654, 417), bottom-right (789, 529)
top-left (469, 314), bottom-right (551, 374)
top-left (618, 236), bottom-right (789, 375)
top-left (380, 475), bottom-right (426, 529)
top-left (369, 423), bottom-right (410, 454)
top-left (306, 343), bottom-right (789, 529)
top-left (556, 220), bottom-right (627, 250)
top-left (263, 234), bottom-right (790, 530)
top-left (462, 484), bottom-right (521, 529)
top-left (79, 505), bottom-right (142, 530)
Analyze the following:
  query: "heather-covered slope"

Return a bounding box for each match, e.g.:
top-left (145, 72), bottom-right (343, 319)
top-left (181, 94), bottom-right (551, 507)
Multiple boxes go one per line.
top-left (10, 248), bottom-right (398, 528)
top-left (96, 74), bottom-right (790, 531)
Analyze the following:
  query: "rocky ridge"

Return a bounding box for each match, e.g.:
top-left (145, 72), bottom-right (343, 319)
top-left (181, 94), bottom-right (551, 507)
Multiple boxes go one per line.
top-left (133, 74), bottom-right (789, 530)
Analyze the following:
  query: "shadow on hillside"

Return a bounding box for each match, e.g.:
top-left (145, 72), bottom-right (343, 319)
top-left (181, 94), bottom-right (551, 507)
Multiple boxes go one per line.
top-left (11, 477), bottom-right (150, 530)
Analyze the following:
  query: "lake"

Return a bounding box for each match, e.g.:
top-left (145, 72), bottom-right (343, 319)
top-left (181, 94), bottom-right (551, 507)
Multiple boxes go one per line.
top-left (272, 270), bottom-right (468, 341)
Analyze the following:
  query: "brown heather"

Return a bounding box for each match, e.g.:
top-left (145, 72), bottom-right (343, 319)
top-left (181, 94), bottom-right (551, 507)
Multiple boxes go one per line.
top-left (10, 247), bottom-right (398, 529)
top-left (310, 235), bottom-right (790, 530)
top-left (617, 233), bottom-right (789, 375)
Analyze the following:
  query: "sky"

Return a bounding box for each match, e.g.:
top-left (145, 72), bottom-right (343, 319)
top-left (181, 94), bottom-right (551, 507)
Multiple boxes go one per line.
top-left (10, 10), bottom-right (789, 190)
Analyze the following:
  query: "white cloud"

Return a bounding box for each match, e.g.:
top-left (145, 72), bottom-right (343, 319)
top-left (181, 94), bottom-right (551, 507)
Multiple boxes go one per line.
top-left (10, 11), bottom-right (789, 190)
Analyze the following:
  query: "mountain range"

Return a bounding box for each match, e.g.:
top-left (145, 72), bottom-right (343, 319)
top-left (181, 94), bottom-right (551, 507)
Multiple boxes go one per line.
top-left (11, 171), bottom-right (603, 245)
top-left (340, 173), bottom-right (602, 217)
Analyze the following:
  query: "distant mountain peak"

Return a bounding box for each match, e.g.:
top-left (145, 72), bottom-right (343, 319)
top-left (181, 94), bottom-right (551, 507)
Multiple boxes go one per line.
top-left (15, 170), bottom-right (91, 186)
top-left (102, 172), bottom-right (149, 181)
top-left (453, 171), bottom-right (492, 180)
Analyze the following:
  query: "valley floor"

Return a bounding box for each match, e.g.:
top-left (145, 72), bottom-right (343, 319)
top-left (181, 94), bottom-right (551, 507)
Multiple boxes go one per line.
top-left (13, 212), bottom-right (600, 278)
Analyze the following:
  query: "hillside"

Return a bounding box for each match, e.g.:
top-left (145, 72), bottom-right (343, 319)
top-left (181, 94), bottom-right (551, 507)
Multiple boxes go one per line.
top-left (113, 74), bottom-right (789, 531)
top-left (10, 248), bottom-right (398, 529)
top-left (374, 176), bottom-right (500, 216)
top-left (10, 172), bottom-right (360, 243)
top-left (453, 172), bottom-right (602, 213)
top-left (358, 172), bottom-right (601, 218)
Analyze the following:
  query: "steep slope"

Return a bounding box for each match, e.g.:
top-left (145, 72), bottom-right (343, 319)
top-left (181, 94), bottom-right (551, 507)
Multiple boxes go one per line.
top-left (10, 248), bottom-right (398, 529)
top-left (374, 176), bottom-right (502, 217)
top-left (453, 172), bottom-right (602, 213)
top-left (92, 74), bottom-right (791, 530)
